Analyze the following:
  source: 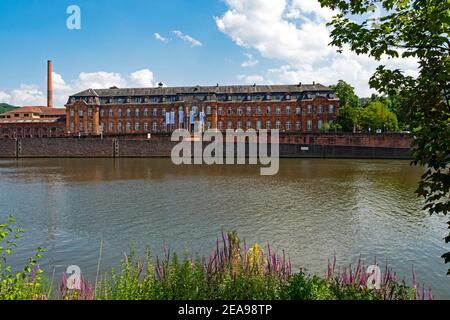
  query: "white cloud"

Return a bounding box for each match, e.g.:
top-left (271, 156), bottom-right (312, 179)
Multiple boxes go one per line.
top-left (0, 90), bottom-right (11, 103)
top-left (75, 71), bottom-right (128, 90)
top-left (237, 74), bottom-right (264, 84)
top-left (215, 0), bottom-right (418, 97)
top-left (1, 68), bottom-right (161, 107)
top-left (154, 32), bottom-right (169, 44)
top-left (173, 30), bottom-right (202, 47)
top-left (241, 53), bottom-right (259, 67)
top-left (130, 69), bottom-right (156, 87)
top-left (9, 84), bottom-right (46, 106)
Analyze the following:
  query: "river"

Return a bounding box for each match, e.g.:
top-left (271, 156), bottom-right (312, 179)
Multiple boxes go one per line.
top-left (0, 158), bottom-right (448, 298)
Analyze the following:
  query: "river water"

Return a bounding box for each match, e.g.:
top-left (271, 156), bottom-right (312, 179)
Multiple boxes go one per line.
top-left (0, 158), bottom-right (448, 298)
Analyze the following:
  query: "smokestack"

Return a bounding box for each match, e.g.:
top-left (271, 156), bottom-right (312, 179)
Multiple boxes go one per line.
top-left (47, 60), bottom-right (53, 108)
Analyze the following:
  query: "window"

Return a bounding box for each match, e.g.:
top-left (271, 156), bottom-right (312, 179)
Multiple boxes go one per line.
top-left (127, 109), bottom-right (131, 117)
top-left (144, 108), bottom-right (148, 117)
top-left (318, 105), bottom-right (323, 113)
top-left (206, 106), bottom-right (211, 115)
top-left (135, 108), bottom-right (140, 117)
top-left (207, 121), bottom-right (211, 129)
top-left (88, 109), bottom-right (93, 117)
top-left (318, 120), bottom-right (323, 130)
top-left (328, 105), bottom-right (334, 113)
top-left (109, 109), bottom-right (113, 117)
top-left (109, 122), bottom-right (114, 132)
top-left (218, 107), bottom-right (223, 115)
top-left (237, 107), bottom-right (242, 115)
top-left (100, 109), bottom-right (105, 117)
top-left (286, 106), bottom-right (291, 115)
top-left (227, 121), bottom-right (233, 129)
top-left (126, 122), bottom-right (131, 132)
top-left (79, 110), bottom-right (84, 117)
top-left (135, 122), bottom-right (140, 131)
top-left (256, 120), bottom-right (262, 130)
top-left (307, 120), bottom-right (312, 131)
top-left (237, 121), bottom-right (242, 129)
top-left (79, 122), bottom-right (84, 131)
top-left (266, 121), bottom-right (271, 129)
top-left (162, 108), bottom-right (166, 116)
top-left (307, 105), bottom-right (312, 113)
top-left (275, 120), bottom-right (281, 129)
top-left (246, 121), bottom-right (252, 129)
top-left (144, 122), bottom-right (148, 132)
top-left (70, 109), bottom-right (75, 117)
top-left (256, 106), bottom-right (262, 115)
top-left (247, 106), bottom-right (252, 115)
top-left (218, 121), bottom-right (223, 130)
top-left (70, 122), bottom-right (74, 131)
top-left (118, 109), bottom-right (122, 117)
top-left (118, 122), bottom-right (122, 132)
top-left (296, 121), bottom-right (301, 130)
top-left (266, 106), bottom-right (271, 115)
top-left (227, 107), bottom-right (233, 115)
top-left (276, 106), bottom-right (281, 115)
top-left (286, 121), bottom-right (291, 131)
top-left (88, 122), bottom-right (93, 133)
top-left (296, 106), bottom-right (301, 114)
top-left (153, 108), bottom-right (158, 116)
top-left (152, 122), bottom-right (157, 132)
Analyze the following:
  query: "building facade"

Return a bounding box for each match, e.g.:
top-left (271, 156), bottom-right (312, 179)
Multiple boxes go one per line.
top-left (0, 106), bottom-right (66, 139)
top-left (65, 84), bottom-right (339, 136)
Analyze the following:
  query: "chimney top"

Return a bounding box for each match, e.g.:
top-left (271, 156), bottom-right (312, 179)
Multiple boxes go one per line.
top-left (47, 60), bottom-right (53, 108)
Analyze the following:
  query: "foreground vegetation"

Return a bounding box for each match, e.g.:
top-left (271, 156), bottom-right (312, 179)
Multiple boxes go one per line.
top-left (0, 216), bottom-right (432, 300)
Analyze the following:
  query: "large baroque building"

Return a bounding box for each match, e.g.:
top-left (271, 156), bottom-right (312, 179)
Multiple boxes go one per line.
top-left (65, 83), bottom-right (339, 136)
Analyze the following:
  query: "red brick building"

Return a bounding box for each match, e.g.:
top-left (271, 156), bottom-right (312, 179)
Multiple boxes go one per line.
top-left (65, 84), bottom-right (339, 136)
top-left (0, 106), bottom-right (66, 138)
top-left (0, 60), bottom-right (66, 139)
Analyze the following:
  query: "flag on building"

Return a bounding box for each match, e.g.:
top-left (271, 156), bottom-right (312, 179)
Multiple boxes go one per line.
top-left (179, 110), bottom-right (184, 124)
top-left (170, 111), bottom-right (175, 125)
top-left (166, 112), bottom-right (170, 125)
top-left (200, 111), bottom-right (205, 124)
top-left (190, 110), bottom-right (195, 124)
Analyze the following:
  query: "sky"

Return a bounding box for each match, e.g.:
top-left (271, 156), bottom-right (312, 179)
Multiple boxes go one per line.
top-left (0, 0), bottom-right (419, 107)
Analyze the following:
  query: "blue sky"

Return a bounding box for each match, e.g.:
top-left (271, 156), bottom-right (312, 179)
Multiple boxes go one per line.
top-left (0, 0), bottom-right (417, 106)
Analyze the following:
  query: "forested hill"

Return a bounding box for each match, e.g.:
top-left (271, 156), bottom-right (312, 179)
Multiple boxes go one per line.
top-left (0, 103), bottom-right (18, 114)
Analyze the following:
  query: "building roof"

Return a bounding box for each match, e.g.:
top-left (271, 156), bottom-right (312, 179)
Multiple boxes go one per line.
top-left (0, 106), bottom-right (65, 116)
top-left (71, 84), bottom-right (334, 98)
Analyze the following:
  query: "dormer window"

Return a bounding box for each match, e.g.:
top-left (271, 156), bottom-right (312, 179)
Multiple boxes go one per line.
top-left (266, 94), bottom-right (271, 100)
top-left (285, 94), bottom-right (291, 100)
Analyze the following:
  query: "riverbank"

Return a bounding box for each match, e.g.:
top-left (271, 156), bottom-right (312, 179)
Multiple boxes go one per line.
top-left (0, 219), bottom-right (431, 300)
top-left (0, 133), bottom-right (412, 159)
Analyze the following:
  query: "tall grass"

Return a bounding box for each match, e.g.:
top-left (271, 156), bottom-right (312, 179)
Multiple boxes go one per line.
top-left (0, 217), bottom-right (433, 300)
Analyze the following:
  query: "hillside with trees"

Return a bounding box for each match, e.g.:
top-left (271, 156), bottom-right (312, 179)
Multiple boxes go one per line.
top-left (0, 103), bottom-right (18, 114)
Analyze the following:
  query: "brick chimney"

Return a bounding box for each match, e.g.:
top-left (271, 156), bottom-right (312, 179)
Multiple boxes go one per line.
top-left (47, 60), bottom-right (53, 108)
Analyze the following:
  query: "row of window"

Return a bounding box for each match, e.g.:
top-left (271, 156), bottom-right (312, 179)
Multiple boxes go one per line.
top-left (70, 105), bottom-right (335, 118)
top-left (69, 119), bottom-right (332, 133)
top-left (71, 93), bottom-right (335, 104)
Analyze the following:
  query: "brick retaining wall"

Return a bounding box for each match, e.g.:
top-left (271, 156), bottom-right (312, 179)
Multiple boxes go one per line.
top-left (0, 134), bottom-right (412, 159)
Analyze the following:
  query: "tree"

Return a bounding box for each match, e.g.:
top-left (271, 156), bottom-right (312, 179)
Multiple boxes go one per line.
top-left (330, 80), bottom-right (362, 132)
top-left (360, 101), bottom-right (398, 132)
top-left (319, 0), bottom-right (450, 272)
